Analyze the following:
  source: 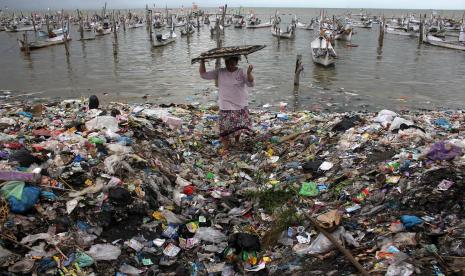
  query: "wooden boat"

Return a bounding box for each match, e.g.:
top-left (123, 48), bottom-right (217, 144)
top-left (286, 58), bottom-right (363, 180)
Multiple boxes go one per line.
top-left (352, 20), bottom-right (372, 28)
top-left (426, 35), bottom-right (465, 50)
top-left (425, 34), bottom-right (465, 51)
top-left (180, 23), bottom-right (195, 36)
top-left (296, 21), bottom-right (314, 30)
top-left (18, 34), bottom-right (71, 51)
top-left (334, 26), bottom-right (353, 42)
top-left (5, 24), bottom-right (42, 32)
top-left (246, 16), bottom-right (272, 29)
top-left (234, 19), bottom-right (246, 28)
top-left (386, 27), bottom-right (419, 37)
top-left (38, 26), bottom-right (68, 38)
top-left (271, 24), bottom-right (295, 39)
top-left (128, 19), bottom-right (144, 29)
top-left (153, 27), bottom-right (177, 48)
top-left (311, 32), bottom-right (337, 67)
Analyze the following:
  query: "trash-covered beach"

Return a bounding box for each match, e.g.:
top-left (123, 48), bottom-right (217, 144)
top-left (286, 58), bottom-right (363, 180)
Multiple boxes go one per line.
top-left (1, 96), bottom-right (465, 275)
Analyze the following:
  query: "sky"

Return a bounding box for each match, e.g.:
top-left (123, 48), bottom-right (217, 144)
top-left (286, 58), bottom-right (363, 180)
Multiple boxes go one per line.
top-left (1, 0), bottom-right (465, 10)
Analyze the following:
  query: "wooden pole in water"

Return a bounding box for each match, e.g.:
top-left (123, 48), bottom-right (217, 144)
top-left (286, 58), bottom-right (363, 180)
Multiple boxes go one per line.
top-left (378, 16), bottom-right (384, 48)
top-left (148, 10), bottom-right (153, 42)
top-left (45, 14), bottom-right (51, 34)
top-left (294, 54), bottom-right (303, 88)
top-left (61, 12), bottom-right (70, 57)
top-left (31, 13), bottom-right (37, 33)
top-left (196, 12), bottom-right (200, 31)
top-left (419, 14), bottom-right (424, 45)
top-left (146, 4), bottom-right (150, 31)
top-left (112, 11), bottom-right (118, 40)
top-left (77, 9), bottom-right (84, 40)
top-left (22, 32), bottom-right (30, 54)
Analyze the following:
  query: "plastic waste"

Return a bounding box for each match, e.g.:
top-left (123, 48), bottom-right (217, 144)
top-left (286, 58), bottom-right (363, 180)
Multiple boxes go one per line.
top-left (194, 227), bottom-right (227, 243)
top-left (385, 261), bottom-right (414, 276)
top-left (85, 116), bottom-right (119, 132)
top-left (74, 252), bottom-right (94, 268)
top-left (0, 181), bottom-right (25, 200)
top-left (426, 141), bottom-right (463, 161)
top-left (293, 227), bottom-right (358, 255)
top-left (299, 182), bottom-right (318, 197)
top-left (400, 215), bottom-right (423, 229)
top-left (8, 186), bottom-right (40, 214)
top-left (119, 263), bottom-right (143, 274)
top-left (86, 244), bottom-right (121, 261)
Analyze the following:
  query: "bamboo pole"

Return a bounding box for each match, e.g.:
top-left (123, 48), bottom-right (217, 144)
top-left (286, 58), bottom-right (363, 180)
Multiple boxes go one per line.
top-left (77, 9), bottom-right (84, 40)
top-left (378, 16), bottom-right (384, 48)
top-left (294, 54), bottom-right (303, 87)
top-left (419, 14), bottom-right (424, 45)
top-left (22, 32), bottom-right (30, 54)
top-left (304, 214), bottom-right (370, 276)
top-left (31, 13), bottom-right (37, 33)
top-left (61, 11), bottom-right (70, 57)
top-left (148, 10), bottom-right (153, 42)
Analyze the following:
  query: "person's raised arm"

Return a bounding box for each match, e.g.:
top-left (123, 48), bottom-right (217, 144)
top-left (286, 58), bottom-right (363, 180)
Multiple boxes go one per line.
top-left (199, 59), bottom-right (206, 76)
top-left (245, 64), bottom-right (255, 87)
top-left (199, 60), bottom-right (219, 80)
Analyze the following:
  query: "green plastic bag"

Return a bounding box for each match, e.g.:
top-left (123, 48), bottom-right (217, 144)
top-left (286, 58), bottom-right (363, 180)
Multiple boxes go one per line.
top-left (75, 252), bottom-right (94, 268)
top-left (299, 182), bottom-right (318, 197)
top-left (0, 181), bottom-right (25, 200)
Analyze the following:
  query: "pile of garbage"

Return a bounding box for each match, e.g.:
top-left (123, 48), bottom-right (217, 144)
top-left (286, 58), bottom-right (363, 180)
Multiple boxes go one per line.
top-left (1, 98), bottom-right (465, 275)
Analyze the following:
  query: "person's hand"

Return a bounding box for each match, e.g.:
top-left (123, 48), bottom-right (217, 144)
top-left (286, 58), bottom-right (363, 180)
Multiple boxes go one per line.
top-left (247, 64), bottom-right (253, 74)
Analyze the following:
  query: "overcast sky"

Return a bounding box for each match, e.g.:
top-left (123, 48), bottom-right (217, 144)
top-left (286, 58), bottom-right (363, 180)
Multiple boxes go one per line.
top-left (1, 0), bottom-right (465, 10)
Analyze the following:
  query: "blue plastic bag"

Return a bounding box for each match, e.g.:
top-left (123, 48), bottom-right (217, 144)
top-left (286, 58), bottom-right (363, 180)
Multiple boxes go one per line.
top-left (8, 186), bottom-right (40, 214)
top-left (400, 215), bottom-right (423, 229)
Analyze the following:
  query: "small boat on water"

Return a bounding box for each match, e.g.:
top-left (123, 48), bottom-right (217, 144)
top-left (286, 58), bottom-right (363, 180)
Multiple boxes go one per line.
top-left (180, 23), bottom-right (195, 36)
top-left (246, 15), bottom-right (272, 29)
top-left (386, 27), bottom-right (419, 37)
top-left (18, 33), bottom-right (71, 51)
top-left (311, 30), bottom-right (337, 67)
top-left (296, 20), bottom-right (315, 30)
top-left (352, 20), bottom-right (373, 28)
top-left (234, 18), bottom-right (246, 28)
top-left (334, 24), bottom-right (353, 42)
top-left (5, 24), bottom-right (42, 32)
top-left (271, 23), bottom-right (296, 39)
top-left (424, 24), bottom-right (465, 51)
top-left (38, 26), bottom-right (68, 38)
top-left (153, 23), bottom-right (176, 48)
top-left (128, 19), bottom-right (144, 29)
top-left (95, 21), bottom-right (118, 36)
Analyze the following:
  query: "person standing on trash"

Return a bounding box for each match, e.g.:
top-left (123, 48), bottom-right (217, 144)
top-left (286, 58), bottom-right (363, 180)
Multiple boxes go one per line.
top-left (199, 56), bottom-right (255, 154)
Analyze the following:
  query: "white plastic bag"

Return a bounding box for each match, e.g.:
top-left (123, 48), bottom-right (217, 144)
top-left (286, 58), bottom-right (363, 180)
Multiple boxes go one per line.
top-left (194, 227), bottom-right (227, 243)
top-left (85, 116), bottom-right (119, 132)
top-left (86, 244), bottom-right (121, 260)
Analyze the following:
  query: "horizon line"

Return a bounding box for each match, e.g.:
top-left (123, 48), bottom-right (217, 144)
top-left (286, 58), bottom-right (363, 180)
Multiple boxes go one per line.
top-left (1, 6), bottom-right (465, 12)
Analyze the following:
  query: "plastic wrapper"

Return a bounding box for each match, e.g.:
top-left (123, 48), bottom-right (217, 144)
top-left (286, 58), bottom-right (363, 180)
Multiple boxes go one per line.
top-left (194, 227), bottom-right (227, 243)
top-left (86, 244), bottom-right (121, 261)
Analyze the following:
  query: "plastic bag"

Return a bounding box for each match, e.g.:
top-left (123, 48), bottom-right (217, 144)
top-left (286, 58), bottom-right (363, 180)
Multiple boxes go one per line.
top-left (385, 261), bottom-right (414, 276)
top-left (85, 116), bottom-right (119, 132)
top-left (119, 264), bottom-right (143, 274)
top-left (293, 227), bottom-right (358, 255)
top-left (8, 186), bottom-right (40, 214)
top-left (0, 181), bottom-right (25, 200)
top-left (86, 244), bottom-right (121, 261)
top-left (74, 252), bottom-right (94, 268)
top-left (194, 227), bottom-right (227, 243)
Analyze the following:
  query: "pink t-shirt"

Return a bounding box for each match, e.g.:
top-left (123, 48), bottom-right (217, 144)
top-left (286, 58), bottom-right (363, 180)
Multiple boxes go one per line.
top-left (201, 67), bottom-right (255, 110)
